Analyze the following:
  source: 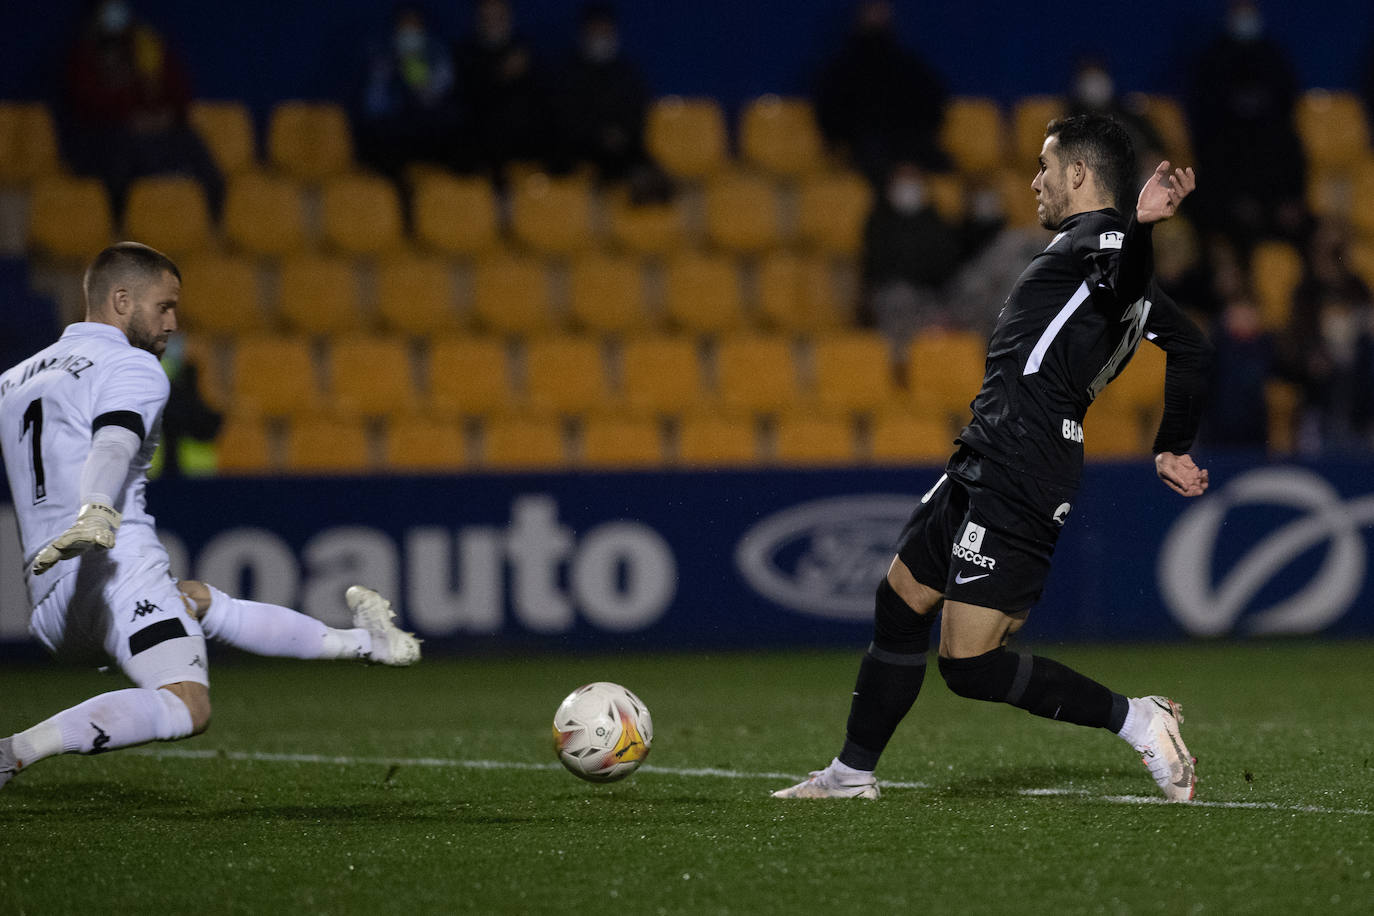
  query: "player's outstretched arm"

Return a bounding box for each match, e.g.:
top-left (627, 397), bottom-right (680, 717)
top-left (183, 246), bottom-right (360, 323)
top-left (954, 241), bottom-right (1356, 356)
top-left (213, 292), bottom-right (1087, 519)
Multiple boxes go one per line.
top-left (32, 503), bottom-right (122, 574)
top-left (1136, 161), bottom-right (1196, 224)
top-left (1154, 451), bottom-right (1209, 498)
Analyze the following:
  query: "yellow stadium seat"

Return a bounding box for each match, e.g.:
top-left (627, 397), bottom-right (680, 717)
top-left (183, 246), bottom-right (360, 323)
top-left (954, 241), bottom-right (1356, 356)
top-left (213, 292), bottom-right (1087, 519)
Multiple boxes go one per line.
top-left (940, 96), bottom-right (1005, 175)
top-left (664, 252), bottom-right (745, 334)
top-left (375, 253), bottom-right (461, 336)
top-left (1297, 90), bottom-right (1370, 172)
top-left (0, 102), bottom-right (60, 184)
top-left (189, 100), bottom-right (257, 176)
top-left (757, 253), bottom-right (847, 332)
top-left (704, 172), bottom-right (781, 253)
top-left (427, 336), bottom-right (517, 417)
top-left (811, 331), bottom-right (896, 414)
top-left (1102, 340), bottom-right (1166, 414)
top-left (774, 413), bottom-right (857, 466)
top-left (906, 331), bottom-right (986, 418)
top-left (869, 409), bottom-right (957, 464)
top-left (929, 172), bottom-right (967, 222)
top-left (284, 415), bottom-right (372, 473)
top-left (1134, 93), bottom-right (1193, 163)
top-left (232, 335), bottom-right (323, 417)
top-left (715, 334), bottom-right (800, 415)
top-left (1083, 406), bottom-right (1146, 459)
top-left (177, 253), bottom-right (267, 335)
top-left (523, 335), bottom-right (614, 415)
top-left (412, 172), bottom-right (500, 256)
top-left (797, 172), bottom-right (872, 255)
top-left (384, 415), bottom-right (468, 471)
top-left (178, 333), bottom-right (230, 410)
top-left (215, 414), bottom-right (275, 473)
top-left (223, 172), bottom-right (307, 257)
top-left (676, 413), bottom-right (759, 467)
top-left (328, 336), bottom-right (419, 417)
top-left (1266, 379), bottom-right (1300, 455)
top-left (1348, 239), bottom-right (1374, 291)
top-left (28, 176), bottom-right (113, 259)
top-left (1011, 96), bottom-right (1065, 169)
top-left (580, 415), bottom-right (666, 468)
top-left (1250, 240), bottom-right (1302, 331)
top-left (739, 95), bottom-right (826, 178)
top-left (277, 254), bottom-right (363, 334)
top-left (123, 176), bottom-right (213, 255)
top-left (1348, 160), bottom-right (1374, 238)
top-left (606, 191), bottom-right (686, 255)
top-left (510, 173), bottom-right (596, 254)
top-left (320, 173), bottom-right (404, 255)
top-left (480, 415), bottom-right (568, 470)
top-left (996, 167), bottom-right (1042, 228)
top-left (568, 253), bottom-right (651, 333)
top-left (470, 254), bottom-right (554, 335)
top-left (646, 96), bottom-right (728, 179)
top-left (621, 335), bottom-right (708, 416)
top-left (267, 101), bottom-right (353, 182)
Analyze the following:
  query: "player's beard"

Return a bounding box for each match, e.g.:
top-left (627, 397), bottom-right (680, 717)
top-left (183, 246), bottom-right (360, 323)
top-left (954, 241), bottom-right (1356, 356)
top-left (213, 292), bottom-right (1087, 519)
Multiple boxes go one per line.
top-left (1037, 184), bottom-right (1069, 229)
top-left (127, 317), bottom-right (169, 357)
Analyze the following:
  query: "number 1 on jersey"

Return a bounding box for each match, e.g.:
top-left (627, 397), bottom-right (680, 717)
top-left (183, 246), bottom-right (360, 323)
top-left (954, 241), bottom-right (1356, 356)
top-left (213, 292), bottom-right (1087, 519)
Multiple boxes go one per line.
top-left (21, 397), bottom-right (46, 503)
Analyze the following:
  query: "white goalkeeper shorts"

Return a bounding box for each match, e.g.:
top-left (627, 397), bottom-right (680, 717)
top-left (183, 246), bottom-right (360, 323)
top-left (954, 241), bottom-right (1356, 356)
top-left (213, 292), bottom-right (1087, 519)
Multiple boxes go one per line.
top-left (29, 548), bottom-right (210, 690)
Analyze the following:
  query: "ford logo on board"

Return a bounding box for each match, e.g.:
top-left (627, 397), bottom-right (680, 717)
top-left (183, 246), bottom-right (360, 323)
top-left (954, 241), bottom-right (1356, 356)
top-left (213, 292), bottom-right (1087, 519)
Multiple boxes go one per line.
top-left (734, 494), bottom-right (914, 619)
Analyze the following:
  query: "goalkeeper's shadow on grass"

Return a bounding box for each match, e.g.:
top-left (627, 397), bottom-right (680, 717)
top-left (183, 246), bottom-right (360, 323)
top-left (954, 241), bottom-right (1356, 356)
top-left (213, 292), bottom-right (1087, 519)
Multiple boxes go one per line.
top-left (0, 780), bottom-right (196, 817)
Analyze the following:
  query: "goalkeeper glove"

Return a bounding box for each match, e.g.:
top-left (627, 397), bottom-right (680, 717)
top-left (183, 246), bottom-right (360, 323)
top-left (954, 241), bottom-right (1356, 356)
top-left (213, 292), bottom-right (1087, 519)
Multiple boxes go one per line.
top-left (32, 503), bottom-right (122, 575)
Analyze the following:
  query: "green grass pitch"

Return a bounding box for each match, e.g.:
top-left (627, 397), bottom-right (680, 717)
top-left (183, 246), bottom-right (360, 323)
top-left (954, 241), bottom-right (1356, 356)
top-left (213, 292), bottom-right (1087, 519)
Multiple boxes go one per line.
top-left (2, 641), bottom-right (1372, 914)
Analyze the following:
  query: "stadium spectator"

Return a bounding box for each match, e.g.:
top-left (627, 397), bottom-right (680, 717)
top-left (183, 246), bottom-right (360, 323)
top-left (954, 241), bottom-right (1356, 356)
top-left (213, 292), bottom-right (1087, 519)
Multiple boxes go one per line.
top-left (1064, 57), bottom-right (1166, 189)
top-left (455, 0), bottom-right (551, 182)
top-left (354, 3), bottom-right (465, 182)
top-left (1201, 294), bottom-right (1275, 450)
top-left (859, 162), bottom-right (969, 342)
top-left (1186, 0), bottom-right (1308, 251)
top-left (813, 0), bottom-right (950, 187)
top-left (60, 0), bottom-right (223, 220)
top-left (157, 334), bottom-right (222, 478)
top-left (550, 2), bottom-right (672, 202)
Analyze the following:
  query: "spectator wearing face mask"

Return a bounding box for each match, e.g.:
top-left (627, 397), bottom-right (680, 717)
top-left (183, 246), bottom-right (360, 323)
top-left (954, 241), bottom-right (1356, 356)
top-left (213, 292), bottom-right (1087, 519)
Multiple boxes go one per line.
top-left (1187, 0), bottom-right (1308, 252)
top-left (859, 162), bottom-right (968, 344)
top-left (454, 0), bottom-right (551, 182)
top-left (355, 3), bottom-right (465, 182)
top-left (1065, 58), bottom-right (1166, 192)
top-left (61, 0), bottom-right (224, 220)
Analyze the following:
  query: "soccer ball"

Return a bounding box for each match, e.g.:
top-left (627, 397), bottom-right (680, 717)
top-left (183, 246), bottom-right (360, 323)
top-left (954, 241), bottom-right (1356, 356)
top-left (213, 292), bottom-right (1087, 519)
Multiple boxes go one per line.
top-left (552, 682), bottom-right (653, 783)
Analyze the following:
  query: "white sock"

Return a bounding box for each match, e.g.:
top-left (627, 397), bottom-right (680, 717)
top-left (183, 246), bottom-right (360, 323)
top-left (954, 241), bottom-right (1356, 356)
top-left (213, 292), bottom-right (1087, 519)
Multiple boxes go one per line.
top-left (829, 757), bottom-right (874, 781)
top-left (201, 586), bottom-right (371, 660)
top-left (11, 688), bottom-right (193, 765)
top-left (1116, 697), bottom-right (1152, 748)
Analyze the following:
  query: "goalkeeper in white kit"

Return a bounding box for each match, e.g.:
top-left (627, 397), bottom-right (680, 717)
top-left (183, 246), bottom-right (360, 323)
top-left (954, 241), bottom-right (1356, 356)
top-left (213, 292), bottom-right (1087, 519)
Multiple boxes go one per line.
top-left (0, 242), bottom-right (420, 789)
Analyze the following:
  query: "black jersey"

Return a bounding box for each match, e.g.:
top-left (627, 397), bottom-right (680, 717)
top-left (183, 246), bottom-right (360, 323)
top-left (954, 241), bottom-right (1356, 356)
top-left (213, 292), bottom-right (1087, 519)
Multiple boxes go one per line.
top-left (956, 208), bottom-right (1205, 486)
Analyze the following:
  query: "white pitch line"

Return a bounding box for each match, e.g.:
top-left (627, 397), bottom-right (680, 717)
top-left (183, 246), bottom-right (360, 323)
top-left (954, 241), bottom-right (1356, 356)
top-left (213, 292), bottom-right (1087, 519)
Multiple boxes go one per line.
top-left (128, 748), bottom-right (1365, 814)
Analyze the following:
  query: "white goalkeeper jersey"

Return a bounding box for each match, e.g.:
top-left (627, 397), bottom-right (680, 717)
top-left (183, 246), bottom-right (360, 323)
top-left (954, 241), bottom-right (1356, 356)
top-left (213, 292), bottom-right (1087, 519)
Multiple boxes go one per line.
top-left (0, 322), bottom-right (169, 602)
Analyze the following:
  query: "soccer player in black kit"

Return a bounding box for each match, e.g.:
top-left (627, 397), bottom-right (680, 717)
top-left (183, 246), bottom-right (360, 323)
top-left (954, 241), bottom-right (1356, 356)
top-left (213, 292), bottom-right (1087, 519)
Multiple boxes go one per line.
top-left (775, 114), bottom-right (1210, 802)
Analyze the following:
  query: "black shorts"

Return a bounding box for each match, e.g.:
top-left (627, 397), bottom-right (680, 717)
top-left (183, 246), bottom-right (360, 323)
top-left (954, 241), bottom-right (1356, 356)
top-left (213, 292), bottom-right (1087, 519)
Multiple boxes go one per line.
top-left (896, 445), bottom-right (1078, 614)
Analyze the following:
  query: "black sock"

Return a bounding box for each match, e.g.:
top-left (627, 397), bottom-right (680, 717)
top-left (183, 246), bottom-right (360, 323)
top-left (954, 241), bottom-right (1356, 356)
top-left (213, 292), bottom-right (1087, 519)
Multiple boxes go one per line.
top-left (938, 649), bottom-right (1129, 730)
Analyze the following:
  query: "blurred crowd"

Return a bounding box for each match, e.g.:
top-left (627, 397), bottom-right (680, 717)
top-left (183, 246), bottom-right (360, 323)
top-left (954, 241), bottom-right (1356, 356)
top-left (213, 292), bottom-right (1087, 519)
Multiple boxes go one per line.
top-left (27, 0), bottom-right (1374, 463)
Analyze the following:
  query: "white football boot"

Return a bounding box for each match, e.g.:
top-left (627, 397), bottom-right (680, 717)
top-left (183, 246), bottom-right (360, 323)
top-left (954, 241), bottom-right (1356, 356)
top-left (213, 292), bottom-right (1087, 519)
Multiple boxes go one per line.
top-left (346, 586), bottom-right (421, 667)
top-left (1132, 696), bottom-right (1196, 802)
top-left (0, 737), bottom-right (19, 790)
top-left (772, 759), bottom-right (880, 799)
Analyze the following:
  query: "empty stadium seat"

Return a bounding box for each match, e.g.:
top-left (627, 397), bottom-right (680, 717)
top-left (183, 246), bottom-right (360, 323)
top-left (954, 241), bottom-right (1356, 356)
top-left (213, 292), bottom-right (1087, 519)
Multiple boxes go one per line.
top-left (774, 413), bottom-right (857, 465)
top-left (620, 335), bottom-right (709, 416)
top-left (510, 173), bottom-right (596, 254)
top-left (646, 97), bottom-right (728, 179)
top-left (284, 415), bottom-right (372, 473)
top-left (123, 176), bottom-right (213, 255)
top-left (427, 336), bottom-right (517, 416)
top-left (811, 331), bottom-right (897, 413)
top-left (1101, 340), bottom-right (1166, 414)
top-left (267, 101), bottom-right (353, 181)
top-left (676, 413), bottom-right (759, 467)
top-left (1011, 96), bottom-right (1065, 168)
top-left (606, 191), bottom-right (686, 255)
top-left (704, 172), bottom-right (782, 253)
top-left (796, 173), bottom-right (872, 255)
top-left (189, 100), bottom-right (257, 176)
top-left (756, 253), bottom-right (846, 332)
top-left (231, 335), bottom-right (323, 417)
top-left (940, 97), bottom-right (1005, 175)
top-left (320, 173), bottom-right (404, 255)
top-left (523, 335), bottom-right (615, 415)
top-left (28, 176), bottom-right (113, 259)
top-left (276, 254), bottom-right (363, 334)
top-left (215, 414), bottom-right (275, 473)
top-left (0, 102), bottom-right (60, 184)
top-left (1082, 406), bottom-right (1147, 459)
top-left (480, 415), bottom-right (568, 470)
top-left (328, 336), bottom-right (419, 417)
top-left (384, 415), bottom-right (468, 471)
top-left (906, 331), bottom-right (986, 418)
top-left (664, 252), bottom-right (745, 333)
top-left (869, 409), bottom-right (957, 464)
top-left (375, 253), bottom-right (462, 336)
top-left (580, 415), bottom-right (667, 468)
top-left (177, 252), bottom-right (267, 335)
top-left (412, 172), bottom-right (501, 256)
top-left (223, 172), bottom-right (308, 257)
top-left (1297, 90), bottom-right (1370, 172)
top-left (569, 253), bottom-right (651, 333)
top-left (715, 334), bottom-right (800, 415)
top-left (739, 95), bottom-right (826, 178)
top-left (470, 254), bottom-right (555, 335)
top-left (1250, 240), bottom-right (1302, 330)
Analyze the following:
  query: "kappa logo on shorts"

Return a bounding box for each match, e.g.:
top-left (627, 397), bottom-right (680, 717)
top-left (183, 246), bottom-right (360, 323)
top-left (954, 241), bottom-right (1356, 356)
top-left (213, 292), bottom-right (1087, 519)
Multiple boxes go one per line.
top-left (131, 599), bottom-right (162, 622)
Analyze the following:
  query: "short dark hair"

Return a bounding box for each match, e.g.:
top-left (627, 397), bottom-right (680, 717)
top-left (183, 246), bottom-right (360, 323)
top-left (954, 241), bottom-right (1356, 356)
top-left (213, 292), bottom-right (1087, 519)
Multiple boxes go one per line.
top-left (1045, 114), bottom-right (1136, 210)
top-left (83, 242), bottom-right (181, 307)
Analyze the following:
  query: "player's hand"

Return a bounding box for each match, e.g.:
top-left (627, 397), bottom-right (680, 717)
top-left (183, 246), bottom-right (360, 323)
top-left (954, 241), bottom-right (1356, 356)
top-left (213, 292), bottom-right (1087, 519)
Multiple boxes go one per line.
top-left (1155, 452), bottom-right (1209, 497)
top-left (1136, 161), bottom-right (1196, 224)
top-left (32, 503), bottom-right (122, 575)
